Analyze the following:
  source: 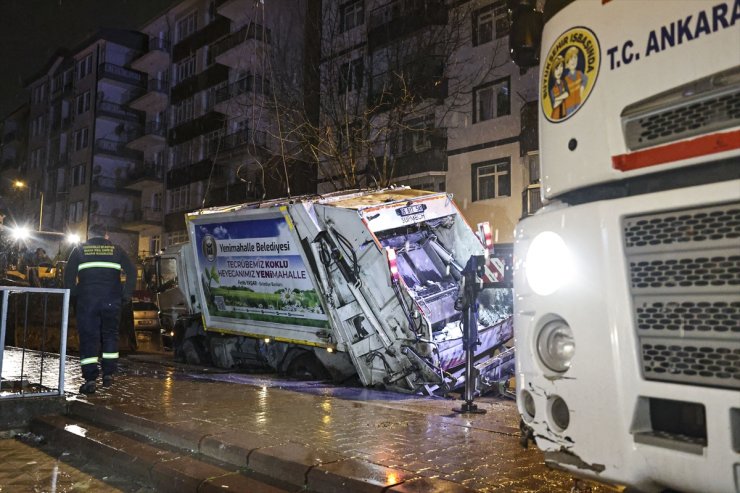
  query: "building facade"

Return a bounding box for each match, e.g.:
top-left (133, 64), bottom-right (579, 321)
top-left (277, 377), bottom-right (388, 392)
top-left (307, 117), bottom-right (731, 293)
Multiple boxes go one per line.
top-left (318, 0), bottom-right (541, 244)
top-left (8, 0), bottom-right (316, 260)
top-left (5, 0), bottom-right (540, 264)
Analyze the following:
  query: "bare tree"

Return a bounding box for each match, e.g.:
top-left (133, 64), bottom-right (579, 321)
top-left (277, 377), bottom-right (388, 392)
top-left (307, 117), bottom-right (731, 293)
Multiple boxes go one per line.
top-left (265, 0), bottom-right (511, 192)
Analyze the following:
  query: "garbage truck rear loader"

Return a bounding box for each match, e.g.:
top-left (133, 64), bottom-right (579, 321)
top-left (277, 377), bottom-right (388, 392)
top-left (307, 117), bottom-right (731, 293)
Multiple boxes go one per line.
top-left (509, 1), bottom-right (739, 492)
top-left (155, 188), bottom-right (513, 394)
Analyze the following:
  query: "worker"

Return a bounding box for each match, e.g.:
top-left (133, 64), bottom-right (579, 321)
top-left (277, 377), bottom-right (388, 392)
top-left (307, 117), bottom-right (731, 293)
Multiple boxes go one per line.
top-left (64, 225), bottom-right (136, 394)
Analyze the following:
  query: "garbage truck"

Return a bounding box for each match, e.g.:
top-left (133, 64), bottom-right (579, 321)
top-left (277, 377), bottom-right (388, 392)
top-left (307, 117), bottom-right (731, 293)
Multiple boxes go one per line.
top-left (508, 0), bottom-right (739, 492)
top-left (152, 188), bottom-right (514, 394)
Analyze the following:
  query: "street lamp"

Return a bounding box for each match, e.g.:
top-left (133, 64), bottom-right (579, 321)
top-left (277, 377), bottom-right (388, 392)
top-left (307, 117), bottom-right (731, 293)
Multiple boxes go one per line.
top-left (12, 180), bottom-right (43, 231)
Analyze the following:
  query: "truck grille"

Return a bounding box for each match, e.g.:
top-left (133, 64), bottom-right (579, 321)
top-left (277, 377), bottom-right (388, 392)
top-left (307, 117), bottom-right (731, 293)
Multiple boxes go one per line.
top-left (622, 66), bottom-right (740, 151)
top-left (624, 202), bottom-right (740, 390)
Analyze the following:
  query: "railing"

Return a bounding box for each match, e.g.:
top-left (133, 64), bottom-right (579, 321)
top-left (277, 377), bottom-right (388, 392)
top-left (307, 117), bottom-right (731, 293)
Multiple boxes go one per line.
top-left (213, 75), bottom-right (270, 105)
top-left (97, 63), bottom-right (147, 88)
top-left (0, 287), bottom-right (70, 398)
top-left (127, 121), bottom-right (167, 142)
top-left (95, 138), bottom-right (143, 161)
top-left (126, 161), bottom-right (164, 183)
top-left (92, 175), bottom-right (123, 190)
top-left (205, 128), bottom-right (267, 156)
top-left (369, 57), bottom-right (446, 103)
top-left (122, 207), bottom-right (163, 223)
top-left (148, 78), bottom-right (169, 93)
top-left (98, 100), bottom-right (144, 123)
top-left (210, 23), bottom-right (272, 59)
top-left (368, 0), bottom-right (447, 31)
top-left (148, 36), bottom-right (170, 53)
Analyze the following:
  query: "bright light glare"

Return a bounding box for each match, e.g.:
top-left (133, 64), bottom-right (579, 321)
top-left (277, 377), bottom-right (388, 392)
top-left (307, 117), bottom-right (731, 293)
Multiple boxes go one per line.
top-left (525, 231), bottom-right (573, 296)
top-left (10, 225), bottom-right (30, 241)
top-left (66, 233), bottom-right (81, 244)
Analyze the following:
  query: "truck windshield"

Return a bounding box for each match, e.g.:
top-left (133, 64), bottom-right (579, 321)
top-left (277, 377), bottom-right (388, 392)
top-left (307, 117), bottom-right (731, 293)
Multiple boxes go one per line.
top-left (157, 258), bottom-right (178, 290)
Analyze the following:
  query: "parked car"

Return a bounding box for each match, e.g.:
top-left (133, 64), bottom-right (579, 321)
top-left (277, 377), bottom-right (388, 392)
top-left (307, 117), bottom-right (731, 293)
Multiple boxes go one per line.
top-left (133, 301), bottom-right (163, 352)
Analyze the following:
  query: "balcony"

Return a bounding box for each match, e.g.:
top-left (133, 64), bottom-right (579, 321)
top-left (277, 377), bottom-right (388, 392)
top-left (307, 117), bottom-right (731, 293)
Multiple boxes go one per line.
top-left (204, 181), bottom-right (259, 207)
top-left (123, 161), bottom-right (164, 191)
top-left (172, 16), bottom-right (230, 63)
top-left (169, 110), bottom-right (225, 146)
top-left (211, 75), bottom-right (270, 113)
top-left (167, 158), bottom-right (223, 189)
top-left (97, 100), bottom-right (144, 124)
top-left (121, 207), bottom-right (163, 232)
top-left (94, 138), bottom-right (143, 162)
top-left (368, 58), bottom-right (447, 108)
top-left (91, 175), bottom-right (124, 192)
top-left (392, 142), bottom-right (447, 178)
top-left (368, 0), bottom-right (448, 51)
top-left (521, 185), bottom-right (543, 218)
top-left (171, 63), bottom-right (228, 105)
top-left (131, 36), bottom-right (171, 74)
top-left (97, 63), bottom-right (147, 89)
top-left (211, 23), bottom-right (271, 69)
top-left (215, 0), bottom-right (251, 22)
top-left (204, 128), bottom-right (267, 158)
top-left (128, 79), bottom-right (169, 113)
top-left (126, 120), bottom-right (167, 152)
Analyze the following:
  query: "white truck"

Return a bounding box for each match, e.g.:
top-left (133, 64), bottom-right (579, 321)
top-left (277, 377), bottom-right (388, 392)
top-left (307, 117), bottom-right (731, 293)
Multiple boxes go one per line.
top-left (508, 1), bottom-right (739, 492)
top-left (152, 188), bottom-right (514, 394)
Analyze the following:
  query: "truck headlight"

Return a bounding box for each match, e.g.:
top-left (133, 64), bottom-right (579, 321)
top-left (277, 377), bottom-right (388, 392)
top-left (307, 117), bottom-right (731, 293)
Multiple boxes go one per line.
top-left (524, 231), bottom-right (572, 296)
top-left (536, 318), bottom-right (575, 373)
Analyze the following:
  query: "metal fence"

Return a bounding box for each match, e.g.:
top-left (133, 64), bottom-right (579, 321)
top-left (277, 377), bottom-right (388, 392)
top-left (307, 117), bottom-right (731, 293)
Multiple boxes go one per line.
top-left (0, 287), bottom-right (70, 399)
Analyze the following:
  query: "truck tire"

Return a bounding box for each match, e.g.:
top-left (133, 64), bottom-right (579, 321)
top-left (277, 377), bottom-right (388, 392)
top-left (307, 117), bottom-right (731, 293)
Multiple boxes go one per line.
top-left (286, 352), bottom-right (330, 381)
top-left (181, 336), bottom-right (208, 365)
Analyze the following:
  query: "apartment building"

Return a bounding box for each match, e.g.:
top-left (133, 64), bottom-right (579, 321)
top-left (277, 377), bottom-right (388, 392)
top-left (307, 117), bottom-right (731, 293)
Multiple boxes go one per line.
top-left (9, 0), bottom-right (316, 259)
top-left (143, 0), bottom-right (316, 247)
top-left (0, 104), bottom-right (29, 222)
top-left (319, 0), bottom-right (541, 245)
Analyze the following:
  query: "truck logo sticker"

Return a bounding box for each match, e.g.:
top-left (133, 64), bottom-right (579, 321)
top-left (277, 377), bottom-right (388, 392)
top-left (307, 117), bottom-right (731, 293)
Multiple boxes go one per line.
top-left (202, 235), bottom-right (217, 262)
top-left (542, 26), bottom-right (601, 123)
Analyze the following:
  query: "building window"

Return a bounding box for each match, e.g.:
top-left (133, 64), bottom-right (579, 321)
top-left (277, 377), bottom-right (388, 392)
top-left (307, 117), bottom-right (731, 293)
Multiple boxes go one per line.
top-left (339, 58), bottom-right (364, 93)
top-left (172, 141), bottom-right (192, 168)
top-left (68, 200), bottom-right (84, 223)
top-left (76, 91), bottom-right (91, 115)
top-left (203, 129), bottom-right (223, 157)
top-left (177, 56), bottom-right (196, 83)
top-left (31, 115), bottom-right (45, 137)
top-left (173, 98), bottom-right (194, 125)
top-left (63, 69), bottom-right (73, 89)
top-left (32, 83), bottom-right (48, 104)
top-left (72, 164), bottom-right (86, 186)
top-left (398, 116), bottom-right (434, 155)
top-left (472, 1), bottom-right (509, 46)
top-left (177, 11), bottom-right (198, 42)
top-left (473, 77), bottom-right (510, 123)
top-left (340, 0), bottom-right (364, 32)
top-left (30, 148), bottom-right (46, 169)
top-left (150, 235), bottom-right (161, 255)
top-left (74, 127), bottom-right (89, 151)
top-left (167, 230), bottom-right (189, 246)
top-left (77, 54), bottom-right (93, 80)
top-left (472, 159), bottom-right (511, 201)
top-left (152, 192), bottom-right (163, 211)
top-left (169, 186), bottom-right (191, 212)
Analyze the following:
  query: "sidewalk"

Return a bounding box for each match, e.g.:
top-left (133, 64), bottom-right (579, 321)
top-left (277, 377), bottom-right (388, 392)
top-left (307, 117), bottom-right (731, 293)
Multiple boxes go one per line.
top-left (2, 350), bottom-right (606, 492)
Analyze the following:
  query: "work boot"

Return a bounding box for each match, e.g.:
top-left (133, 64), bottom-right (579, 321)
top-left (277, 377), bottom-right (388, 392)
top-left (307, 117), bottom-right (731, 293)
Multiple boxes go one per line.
top-left (79, 380), bottom-right (96, 394)
top-left (102, 375), bottom-right (114, 387)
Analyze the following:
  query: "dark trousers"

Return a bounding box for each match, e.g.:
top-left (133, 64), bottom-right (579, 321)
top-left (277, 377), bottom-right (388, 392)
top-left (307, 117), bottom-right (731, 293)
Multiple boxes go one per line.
top-left (77, 296), bottom-right (122, 381)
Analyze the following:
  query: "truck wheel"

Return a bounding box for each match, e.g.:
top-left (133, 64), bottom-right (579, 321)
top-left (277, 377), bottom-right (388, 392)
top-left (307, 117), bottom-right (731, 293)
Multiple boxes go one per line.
top-left (181, 336), bottom-right (208, 365)
top-left (287, 352), bottom-right (330, 381)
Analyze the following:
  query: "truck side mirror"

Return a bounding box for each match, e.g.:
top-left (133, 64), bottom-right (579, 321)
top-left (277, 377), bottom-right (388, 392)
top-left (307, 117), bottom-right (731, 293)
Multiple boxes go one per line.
top-left (508, 0), bottom-right (543, 67)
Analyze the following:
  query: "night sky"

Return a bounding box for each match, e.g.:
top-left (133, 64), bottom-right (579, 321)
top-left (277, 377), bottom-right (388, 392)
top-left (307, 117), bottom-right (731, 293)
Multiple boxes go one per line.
top-left (0, 0), bottom-right (179, 118)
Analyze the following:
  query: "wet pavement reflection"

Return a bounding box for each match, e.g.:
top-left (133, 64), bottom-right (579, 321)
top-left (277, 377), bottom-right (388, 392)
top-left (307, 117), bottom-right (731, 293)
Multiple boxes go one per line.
top-left (2, 349), bottom-right (609, 492)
